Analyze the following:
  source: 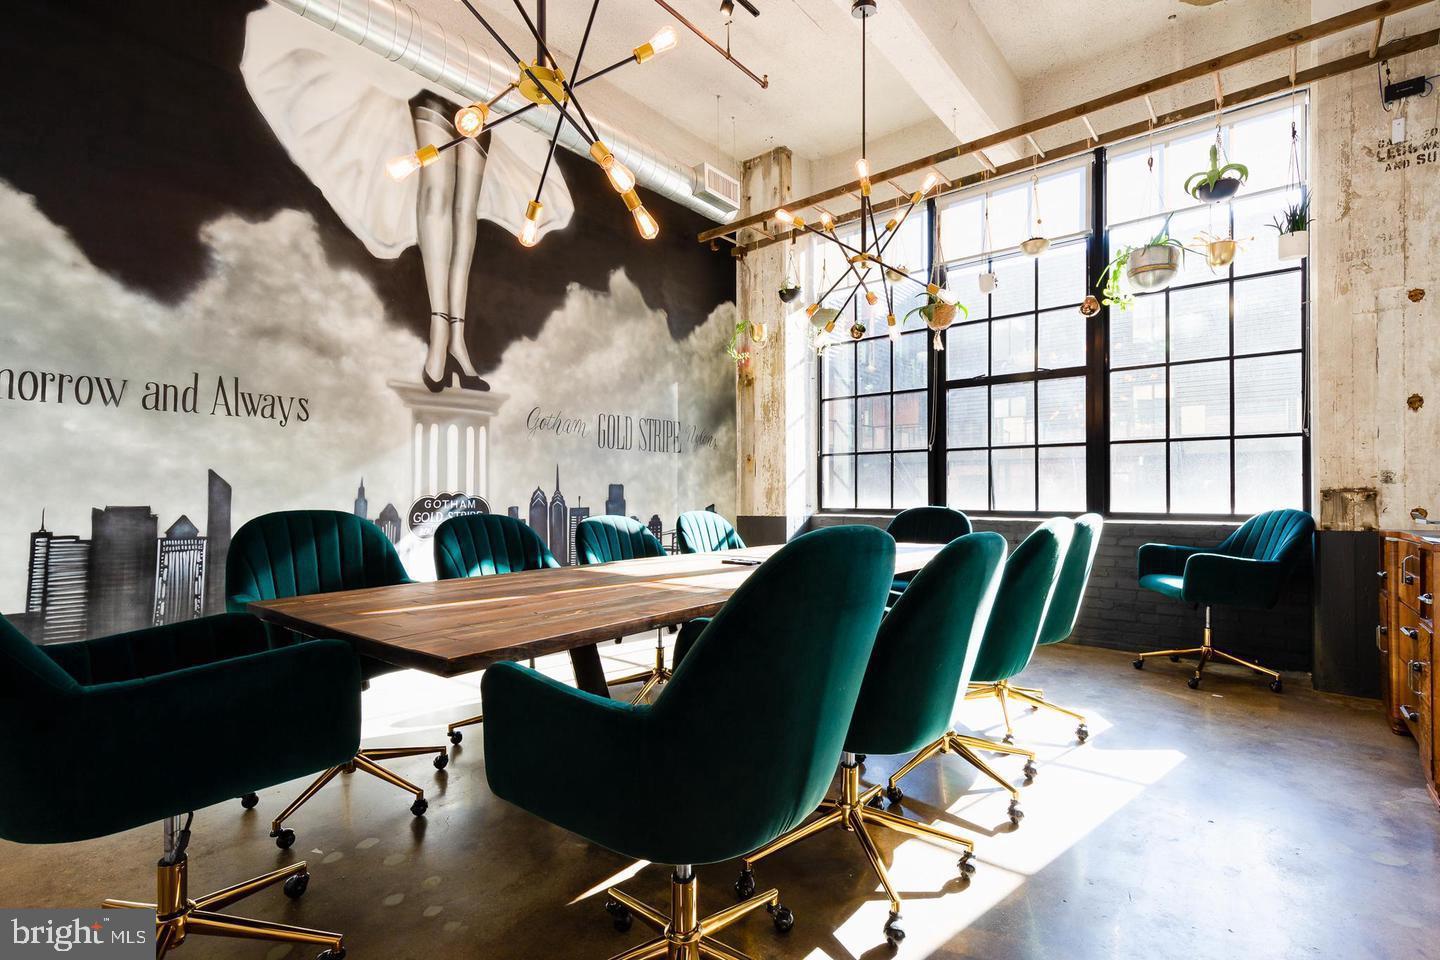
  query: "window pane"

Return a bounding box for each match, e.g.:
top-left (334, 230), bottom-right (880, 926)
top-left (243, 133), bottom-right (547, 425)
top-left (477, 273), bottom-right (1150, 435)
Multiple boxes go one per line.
top-left (1111, 367), bottom-right (1167, 440)
top-left (1165, 206), bottom-right (1216, 289)
top-left (893, 391), bottom-right (928, 450)
top-left (894, 452), bottom-right (928, 508)
top-left (821, 399), bottom-right (853, 454)
top-left (1037, 242), bottom-right (1087, 309)
top-left (942, 261), bottom-right (989, 321)
top-left (988, 183), bottom-right (1029, 251)
top-left (939, 196), bottom-right (984, 263)
top-left (856, 395), bottom-right (890, 452)
top-left (1035, 166), bottom-right (1087, 238)
top-left (894, 331), bottom-right (928, 391)
top-left (1038, 308), bottom-right (1084, 369)
top-left (946, 450), bottom-right (988, 509)
top-left (1234, 273), bottom-right (1302, 355)
top-left (1229, 108), bottom-right (1296, 193)
top-left (946, 322), bottom-right (987, 380)
top-left (990, 255), bottom-right (1035, 317)
top-left (1235, 437), bottom-right (1303, 512)
top-left (1234, 187), bottom-right (1302, 277)
top-left (1039, 446), bottom-right (1086, 511)
top-left (991, 382), bottom-right (1035, 446)
top-left (1111, 292), bottom-right (1166, 367)
top-left (884, 214), bottom-right (929, 279)
top-left (1163, 129), bottom-right (1213, 210)
top-left (1170, 361), bottom-right (1230, 437)
top-left (822, 456), bottom-right (855, 509)
top-left (857, 338), bottom-right (891, 394)
top-left (992, 448), bottom-right (1036, 511)
top-left (1106, 147), bottom-right (1160, 225)
top-left (1170, 439), bottom-right (1230, 513)
top-left (1111, 442), bottom-right (1167, 512)
top-left (1234, 354), bottom-right (1303, 435)
top-left (822, 342), bottom-right (855, 398)
top-left (1039, 376), bottom-right (1086, 443)
top-left (856, 454), bottom-right (890, 509)
top-left (1169, 284), bottom-right (1228, 362)
top-left (947, 386), bottom-right (988, 447)
top-left (992, 312), bottom-right (1036, 374)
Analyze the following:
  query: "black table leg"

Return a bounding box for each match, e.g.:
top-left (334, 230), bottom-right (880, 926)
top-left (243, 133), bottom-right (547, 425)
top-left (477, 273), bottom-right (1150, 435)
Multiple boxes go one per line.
top-left (570, 643), bottom-right (611, 698)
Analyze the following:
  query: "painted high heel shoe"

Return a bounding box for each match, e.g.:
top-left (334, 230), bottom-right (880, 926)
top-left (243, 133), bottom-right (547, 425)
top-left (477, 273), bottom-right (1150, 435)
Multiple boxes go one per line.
top-left (423, 312), bottom-right (451, 392)
top-left (445, 315), bottom-right (489, 391)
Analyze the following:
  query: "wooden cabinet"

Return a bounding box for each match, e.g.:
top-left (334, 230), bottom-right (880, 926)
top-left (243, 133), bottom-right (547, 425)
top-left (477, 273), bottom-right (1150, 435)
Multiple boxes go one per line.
top-left (1379, 531), bottom-right (1439, 810)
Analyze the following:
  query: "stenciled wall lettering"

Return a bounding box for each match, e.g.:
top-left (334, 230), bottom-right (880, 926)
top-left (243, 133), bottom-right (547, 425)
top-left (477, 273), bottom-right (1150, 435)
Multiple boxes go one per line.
top-left (0, 367), bottom-right (311, 428)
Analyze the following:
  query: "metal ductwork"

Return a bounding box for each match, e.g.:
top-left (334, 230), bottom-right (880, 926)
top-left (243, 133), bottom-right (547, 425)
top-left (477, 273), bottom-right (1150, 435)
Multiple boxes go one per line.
top-left (269, 0), bottom-right (733, 222)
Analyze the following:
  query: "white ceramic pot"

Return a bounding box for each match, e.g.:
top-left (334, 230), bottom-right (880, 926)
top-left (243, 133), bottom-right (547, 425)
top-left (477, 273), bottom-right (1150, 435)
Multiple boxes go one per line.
top-left (978, 272), bottom-right (999, 294)
top-left (1126, 243), bottom-right (1182, 291)
top-left (1277, 230), bottom-right (1308, 261)
top-left (1020, 236), bottom-right (1050, 257)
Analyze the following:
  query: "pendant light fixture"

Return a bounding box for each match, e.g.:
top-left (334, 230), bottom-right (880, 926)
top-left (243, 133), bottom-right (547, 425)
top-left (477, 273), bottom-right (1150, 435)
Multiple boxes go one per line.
top-left (386, 0), bottom-right (678, 246)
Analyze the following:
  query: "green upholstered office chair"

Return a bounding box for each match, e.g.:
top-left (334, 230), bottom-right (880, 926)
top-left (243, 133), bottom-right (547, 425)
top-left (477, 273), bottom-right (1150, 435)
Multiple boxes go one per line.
top-left (676, 510), bottom-right (746, 553)
top-left (956, 517), bottom-right (1083, 746)
top-left (886, 506), bottom-right (972, 594)
top-left (482, 526), bottom-right (895, 960)
top-left (0, 613), bottom-right (356, 959)
top-left (576, 515), bottom-right (672, 703)
top-left (733, 532), bottom-right (1006, 947)
top-left (227, 510), bottom-right (448, 849)
top-left (1133, 508), bottom-right (1314, 691)
top-left (432, 513), bottom-right (560, 744)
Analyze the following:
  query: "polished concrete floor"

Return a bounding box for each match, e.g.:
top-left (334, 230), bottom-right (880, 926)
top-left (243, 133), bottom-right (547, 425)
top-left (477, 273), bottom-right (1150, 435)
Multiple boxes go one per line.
top-left (3, 639), bottom-right (1437, 960)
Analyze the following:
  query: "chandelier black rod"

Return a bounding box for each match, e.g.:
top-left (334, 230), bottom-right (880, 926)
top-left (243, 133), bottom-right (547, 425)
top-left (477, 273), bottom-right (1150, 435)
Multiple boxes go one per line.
top-left (507, 0), bottom-right (602, 141)
top-left (534, 0), bottom-right (603, 202)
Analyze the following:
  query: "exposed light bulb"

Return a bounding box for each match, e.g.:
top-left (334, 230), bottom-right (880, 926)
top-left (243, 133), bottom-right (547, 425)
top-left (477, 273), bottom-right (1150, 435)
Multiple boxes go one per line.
top-left (855, 157), bottom-right (871, 195)
top-left (633, 205), bottom-right (660, 240)
top-left (865, 290), bottom-right (878, 306)
top-left (920, 170), bottom-right (942, 194)
top-left (819, 211), bottom-right (835, 231)
top-left (386, 144), bottom-right (439, 181)
top-left (774, 208), bottom-right (795, 225)
top-left (634, 25), bottom-right (678, 62)
top-left (453, 102), bottom-right (489, 138)
top-left (589, 141), bottom-right (637, 193)
top-left (519, 199), bottom-right (543, 247)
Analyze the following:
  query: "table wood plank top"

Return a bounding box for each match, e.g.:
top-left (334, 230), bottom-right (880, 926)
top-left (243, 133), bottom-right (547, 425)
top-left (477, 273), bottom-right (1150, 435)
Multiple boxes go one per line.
top-left (247, 543), bottom-right (941, 677)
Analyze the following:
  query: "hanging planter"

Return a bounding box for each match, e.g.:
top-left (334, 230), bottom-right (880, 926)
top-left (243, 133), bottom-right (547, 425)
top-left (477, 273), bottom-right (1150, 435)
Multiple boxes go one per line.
top-left (778, 283), bottom-right (802, 303)
top-left (778, 241), bottom-right (802, 302)
top-left (978, 271), bottom-right (999, 294)
top-left (1099, 216), bottom-right (1187, 309)
top-left (1185, 144), bottom-right (1248, 204)
top-left (1269, 196), bottom-right (1313, 262)
top-left (1020, 237), bottom-right (1050, 256)
top-left (1021, 167), bottom-right (1049, 257)
top-left (1195, 233), bottom-right (1240, 269)
top-left (903, 284), bottom-right (969, 350)
top-left (885, 263), bottom-right (908, 283)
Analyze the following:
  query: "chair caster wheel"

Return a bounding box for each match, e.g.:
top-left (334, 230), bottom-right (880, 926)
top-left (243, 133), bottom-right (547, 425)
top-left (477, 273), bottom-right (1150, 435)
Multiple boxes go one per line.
top-left (1132, 658), bottom-right (1144, 670)
top-left (1187, 676), bottom-right (1201, 690)
top-left (883, 912), bottom-right (905, 947)
top-left (448, 730), bottom-right (462, 745)
top-left (1170, 655), bottom-right (1182, 663)
top-left (240, 793), bottom-right (259, 810)
top-left (283, 872), bottom-right (310, 899)
top-left (769, 903), bottom-right (794, 933)
top-left (958, 849), bottom-right (976, 877)
top-left (603, 897), bottom-right (632, 932)
top-left (1002, 733), bottom-right (1015, 745)
top-left (734, 868), bottom-right (756, 900)
top-left (855, 754), bottom-right (867, 765)
top-left (885, 785), bottom-right (903, 805)
top-left (1269, 678), bottom-right (1283, 693)
top-left (1008, 800), bottom-right (1024, 825)
top-left (316, 949), bottom-right (345, 960)
top-left (1076, 724), bottom-right (1089, 743)
top-left (410, 797), bottom-right (429, 817)
top-left (433, 753), bottom-right (449, 770)
top-left (1023, 760), bottom-right (1038, 780)
top-left (867, 792), bottom-right (885, 808)
top-left (273, 828), bottom-right (296, 850)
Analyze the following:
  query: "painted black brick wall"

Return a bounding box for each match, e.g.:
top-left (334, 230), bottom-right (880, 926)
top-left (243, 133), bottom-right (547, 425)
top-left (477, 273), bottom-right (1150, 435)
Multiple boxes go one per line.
top-left (808, 515), bottom-right (1314, 673)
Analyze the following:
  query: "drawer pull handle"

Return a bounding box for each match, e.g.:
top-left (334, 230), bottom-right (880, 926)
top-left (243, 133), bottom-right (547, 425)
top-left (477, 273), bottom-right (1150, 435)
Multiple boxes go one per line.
top-left (1377, 624), bottom-right (1389, 652)
top-left (1400, 626), bottom-right (1419, 639)
top-left (1401, 554), bottom-right (1419, 584)
top-left (1421, 593), bottom-right (1434, 605)
top-left (1408, 659), bottom-right (1427, 695)
top-left (1377, 570), bottom-right (1388, 579)
top-left (1400, 705), bottom-right (1420, 723)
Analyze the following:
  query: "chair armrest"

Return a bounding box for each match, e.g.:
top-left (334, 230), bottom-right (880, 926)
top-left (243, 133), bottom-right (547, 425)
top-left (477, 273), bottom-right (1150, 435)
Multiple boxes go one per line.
top-left (1181, 554), bottom-right (1287, 609)
top-left (1137, 543), bottom-right (1204, 579)
top-left (42, 613), bottom-right (272, 684)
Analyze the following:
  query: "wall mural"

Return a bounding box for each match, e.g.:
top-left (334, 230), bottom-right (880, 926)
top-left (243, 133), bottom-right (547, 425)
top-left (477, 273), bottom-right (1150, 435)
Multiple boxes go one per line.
top-left (0, 0), bottom-right (737, 642)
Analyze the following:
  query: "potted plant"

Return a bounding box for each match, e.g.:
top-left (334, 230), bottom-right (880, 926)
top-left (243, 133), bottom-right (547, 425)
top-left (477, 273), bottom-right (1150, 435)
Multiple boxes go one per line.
top-left (778, 282), bottom-right (801, 303)
top-left (1184, 145), bottom-right (1249, 204)
top-left (1195, 232), bottom-right (1239, 269)
top-left (1269, 196), bottom-right (1312, 261)
top-left (1099, 218), bottom-right (1187, 309)
top-left (903, 284), bottom-right (969, 350)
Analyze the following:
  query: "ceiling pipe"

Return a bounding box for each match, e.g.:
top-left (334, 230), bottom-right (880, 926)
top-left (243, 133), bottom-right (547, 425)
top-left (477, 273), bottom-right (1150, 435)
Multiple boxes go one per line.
top-left (268, 0), bottom-right (732, 222)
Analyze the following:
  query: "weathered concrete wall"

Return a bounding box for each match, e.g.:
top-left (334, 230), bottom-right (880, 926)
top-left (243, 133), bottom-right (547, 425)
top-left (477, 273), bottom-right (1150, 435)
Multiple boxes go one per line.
top-left (1312, 14), bottom-right (1440, 529)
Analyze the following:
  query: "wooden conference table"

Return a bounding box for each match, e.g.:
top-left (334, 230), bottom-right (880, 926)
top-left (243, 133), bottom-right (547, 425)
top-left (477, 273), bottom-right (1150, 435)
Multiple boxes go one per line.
top-left (248, 542), bottom-right (942, 698)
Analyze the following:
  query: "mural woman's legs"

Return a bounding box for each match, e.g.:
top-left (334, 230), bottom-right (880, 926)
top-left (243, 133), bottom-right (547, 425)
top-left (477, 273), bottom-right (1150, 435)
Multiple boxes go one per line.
top-left (445, 136), bottom-right (487, 388)
top-left (413, 102), bottom-right (457, 391)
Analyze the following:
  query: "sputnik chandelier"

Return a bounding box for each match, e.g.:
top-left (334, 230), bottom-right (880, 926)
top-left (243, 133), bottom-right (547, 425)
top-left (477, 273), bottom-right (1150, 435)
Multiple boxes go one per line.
top-left (386, 0), bottom-right (678, 245)
top-left (774, 0), bottom-right (946, 345)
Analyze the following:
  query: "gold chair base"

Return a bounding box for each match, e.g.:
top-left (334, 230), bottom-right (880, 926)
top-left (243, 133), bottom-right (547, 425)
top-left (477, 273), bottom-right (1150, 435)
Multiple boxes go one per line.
top-left (737, 758), bottom-right (975, 943)
top-left (1132, 606), bottom-right (1282, 691)
top-left (602, 868), bottom-right (789, 960)
top-left (104, 856), bottom-right (343, 959)
top-left (885, 730), bottom-right (1036, 824)
top-left (966, 678), bottom-right (1090, 743)
top-left (609, 631), bottom-right (674, 705)
top-left (268, 744), bottom-right (446, 848)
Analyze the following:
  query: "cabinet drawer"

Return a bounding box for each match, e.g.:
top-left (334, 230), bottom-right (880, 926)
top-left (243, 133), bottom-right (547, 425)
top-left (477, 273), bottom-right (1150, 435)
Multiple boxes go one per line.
top-left (1397, 541), bottom-right (1426, 612)
top-left (1396, 607), bottom-right (1431, 743)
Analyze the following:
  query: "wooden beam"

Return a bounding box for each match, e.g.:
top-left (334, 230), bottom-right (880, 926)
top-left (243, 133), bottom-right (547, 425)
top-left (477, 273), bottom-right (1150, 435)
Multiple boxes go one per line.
top-left (735, 28), bottom-right (1439, 254)
top-left (1290, 46), bottom-right (1299, 84)
top-left (1371, 16), bottom-right (1385, 56)
top-left (975, 150), bottom-right (997, 172)
top-left (1144, 95), bottom-right (1159, 124)
top-left (698, 0), bottom-right (1431, 243)
top-left (1081, 115), bottom-right (1099, 143)
top-left (1026, 133), bottom-right (1046, 158)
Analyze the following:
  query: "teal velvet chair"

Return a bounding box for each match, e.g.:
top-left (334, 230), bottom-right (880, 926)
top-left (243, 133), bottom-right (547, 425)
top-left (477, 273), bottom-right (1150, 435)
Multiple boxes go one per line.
top-left (886, 506), bottom-right (972, 593)
top-left (676, 510), bottom-right (746, 553)
top-left (1133, 508), bottom-right (1315, 691)
top-left (958, 517), bottom-right (1081, 747)
top-left (482, 526), bottom-right (895, 960)
top-left (576, 515), bottom-right (672, 703)
top-left (732, 532), bottom-right (1006, 947)
top-left (227, 510), bottom-right (447, 849)
top-left (433, 513), bottom-right (559, 745)
top-left (0, 613), bottom-right (354, 959)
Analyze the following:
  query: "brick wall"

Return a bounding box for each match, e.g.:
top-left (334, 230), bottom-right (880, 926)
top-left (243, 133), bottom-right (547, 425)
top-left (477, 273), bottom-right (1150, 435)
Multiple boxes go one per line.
top-left (808, 514), bottom-right (1314, 673)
